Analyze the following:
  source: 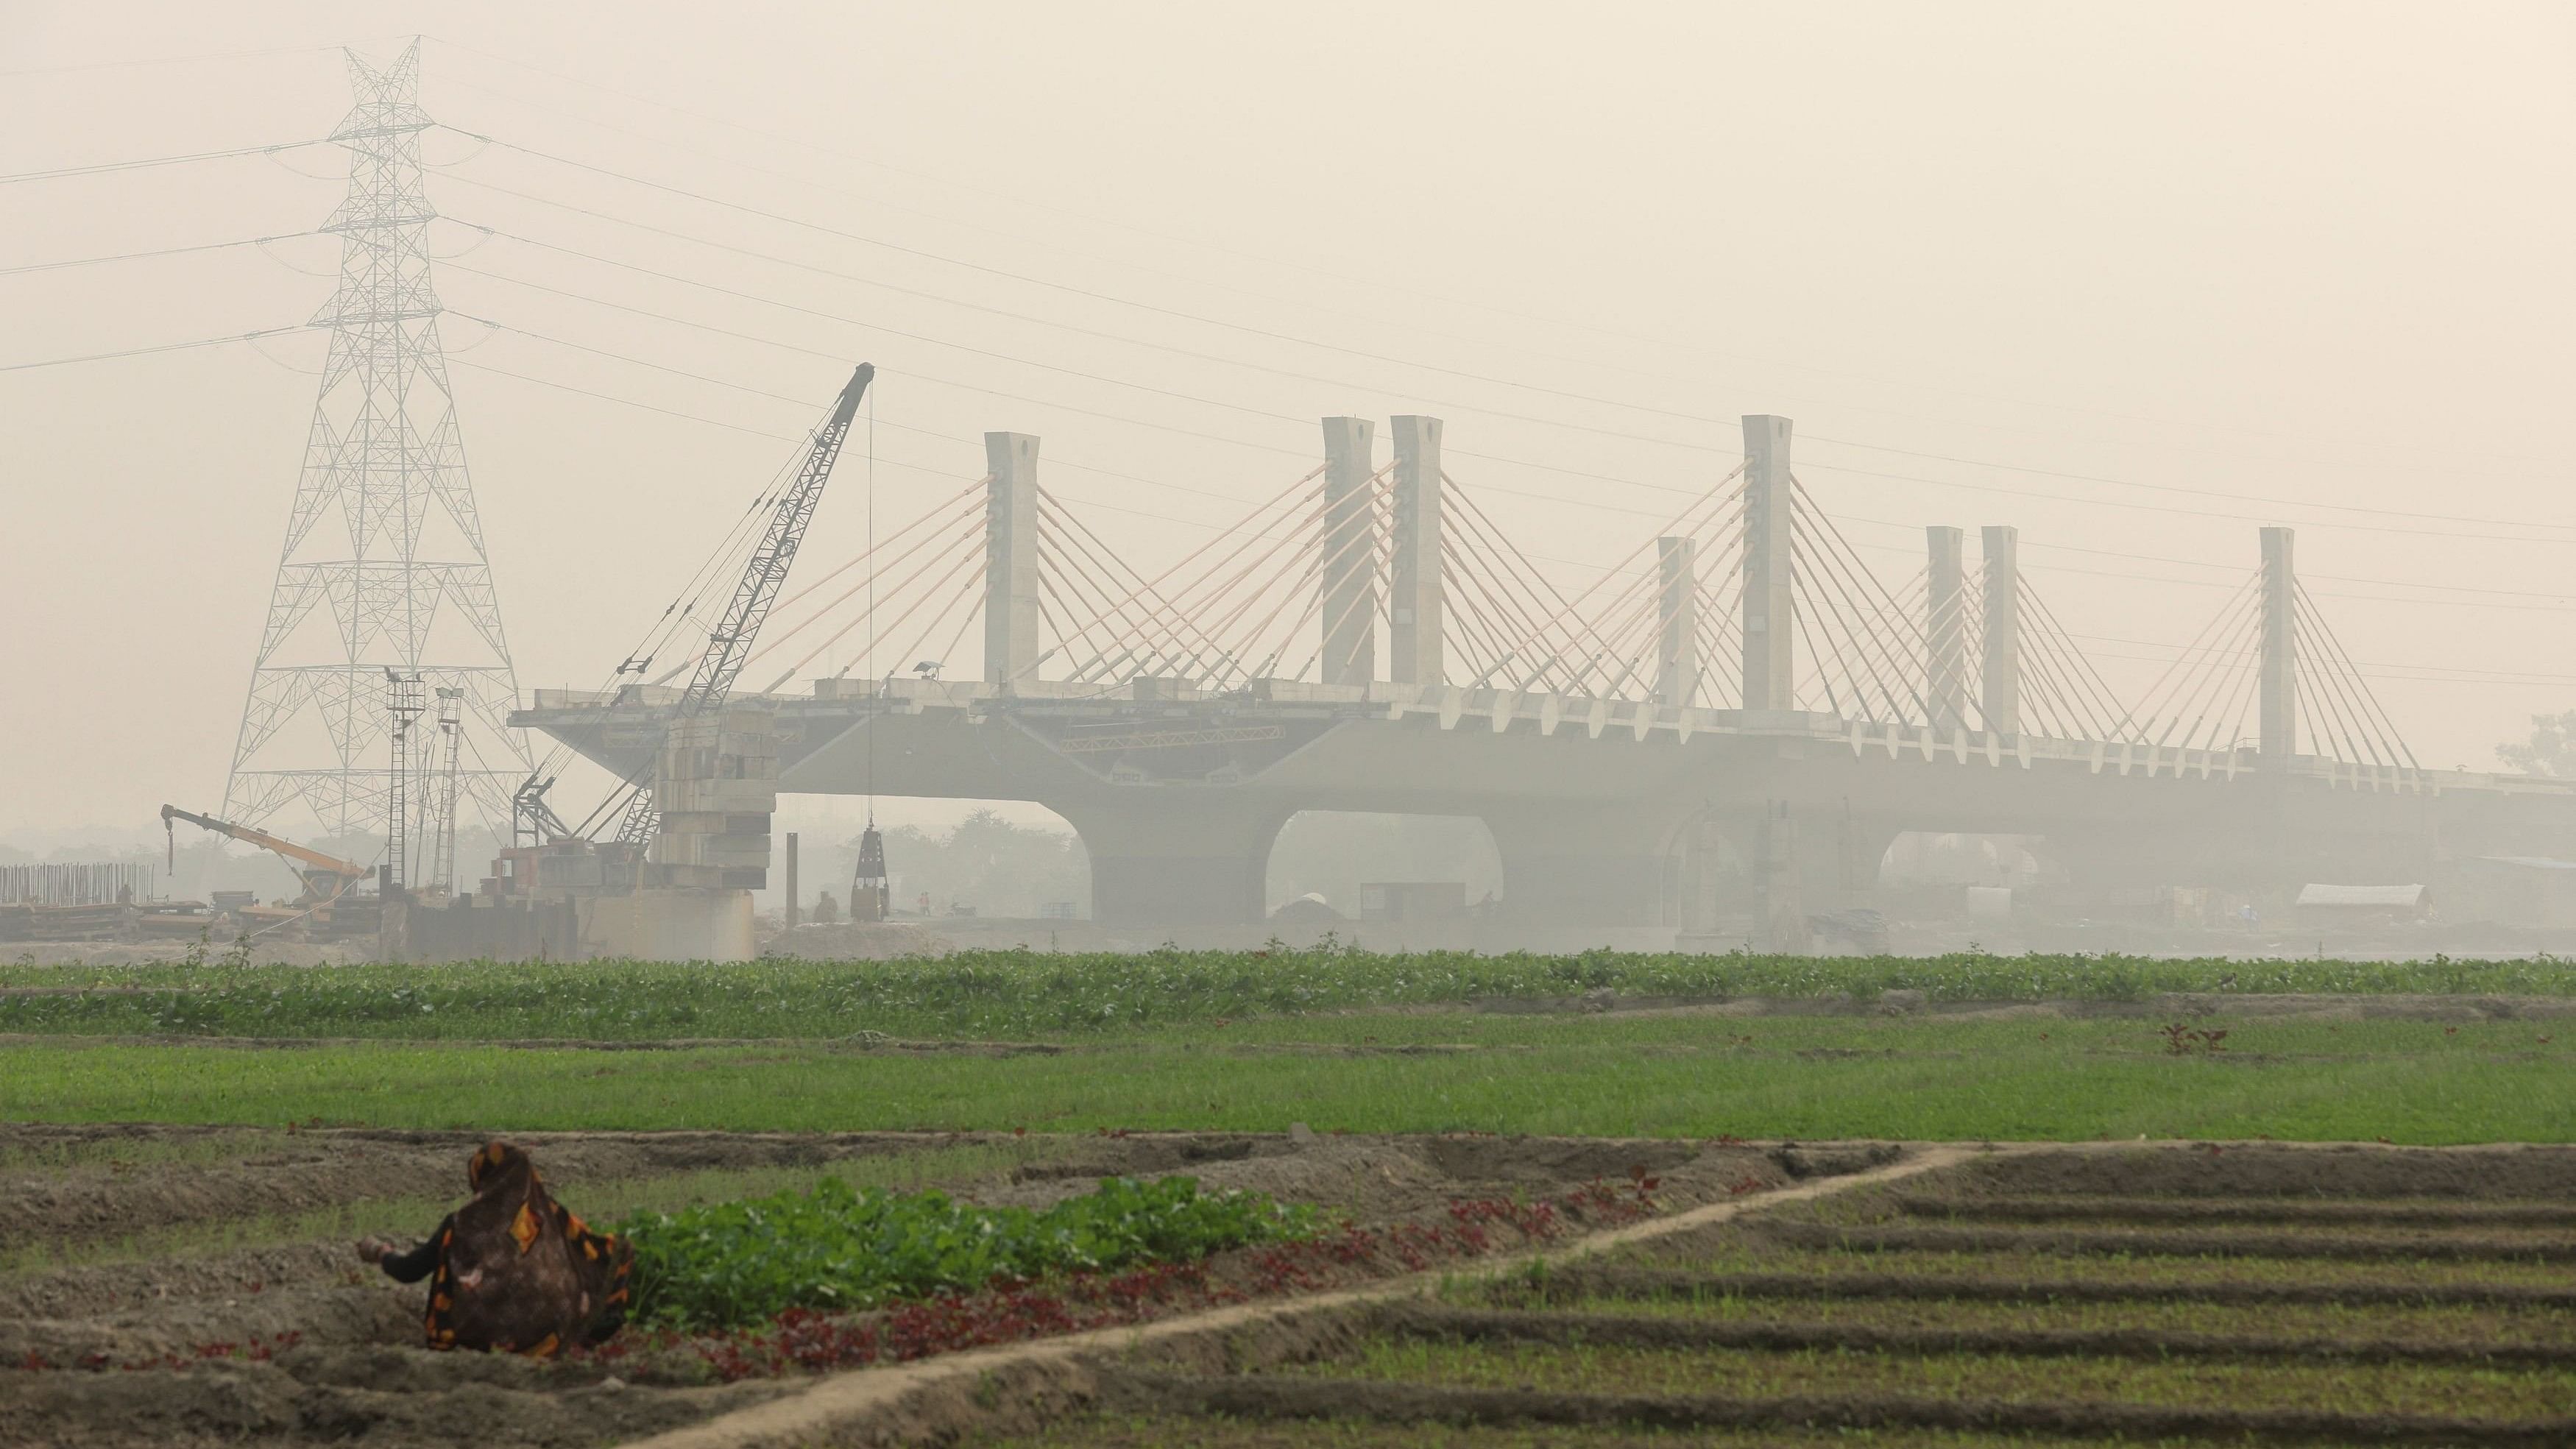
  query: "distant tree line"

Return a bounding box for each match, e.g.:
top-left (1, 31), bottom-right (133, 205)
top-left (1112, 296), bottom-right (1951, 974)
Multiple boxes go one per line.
top-left (2499, 711), bottom-right (2576, 776)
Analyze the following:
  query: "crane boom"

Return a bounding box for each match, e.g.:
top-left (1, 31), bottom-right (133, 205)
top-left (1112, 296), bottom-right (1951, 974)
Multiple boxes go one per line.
top-left (612, 362), bottom-right (875, 843)
top-left (684, 362), bottom-right (876, 716)
top-left (162, 804), bottom-right (373, 908)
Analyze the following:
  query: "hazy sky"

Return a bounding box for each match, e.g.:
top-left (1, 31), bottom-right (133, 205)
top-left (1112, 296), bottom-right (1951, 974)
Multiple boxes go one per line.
top-left (4, 1), bottom-right (2573, 840)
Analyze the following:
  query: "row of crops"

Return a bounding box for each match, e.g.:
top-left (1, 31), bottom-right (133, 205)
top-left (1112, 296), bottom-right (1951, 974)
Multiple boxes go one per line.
top-left (617, 1175), bottom-right (1320, 1330)
top-left (7, 945), bottom-right (2572, 1039)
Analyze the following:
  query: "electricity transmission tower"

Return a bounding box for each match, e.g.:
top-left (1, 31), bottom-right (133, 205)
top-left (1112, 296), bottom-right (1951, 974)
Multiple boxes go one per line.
top-left (222, 40), bottom-right (530, 840)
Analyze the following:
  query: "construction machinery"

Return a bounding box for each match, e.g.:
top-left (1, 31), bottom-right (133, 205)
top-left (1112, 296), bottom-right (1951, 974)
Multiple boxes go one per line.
top-left (379, 363), bottom-right (877, 964)
top-left (160, 804), bottom-right (375, 929)
top-left (604, 361), bottom-right (875, 845)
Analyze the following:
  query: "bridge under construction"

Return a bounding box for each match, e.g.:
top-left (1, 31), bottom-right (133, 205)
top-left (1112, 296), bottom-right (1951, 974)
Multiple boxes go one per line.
top-left (516, 413), bottom-right (2576, 938)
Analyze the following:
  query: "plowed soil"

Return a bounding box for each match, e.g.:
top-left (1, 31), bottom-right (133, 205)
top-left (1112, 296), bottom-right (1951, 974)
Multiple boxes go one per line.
top-left (16, 1136), bottom-right (2576, 1448)
top-left (958, 1142), bottom-right (2576, 1449)
top-left (0, 1124), bottom-right (1811, 1448)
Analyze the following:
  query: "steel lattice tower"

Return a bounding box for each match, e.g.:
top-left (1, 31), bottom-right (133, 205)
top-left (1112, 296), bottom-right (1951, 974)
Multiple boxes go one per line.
top-left (223, 40), bottom-right (529, 842)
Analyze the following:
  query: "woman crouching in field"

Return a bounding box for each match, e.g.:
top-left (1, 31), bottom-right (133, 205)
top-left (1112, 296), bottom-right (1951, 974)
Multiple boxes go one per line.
top-left (357, 1140), bottom-right (634, 1357)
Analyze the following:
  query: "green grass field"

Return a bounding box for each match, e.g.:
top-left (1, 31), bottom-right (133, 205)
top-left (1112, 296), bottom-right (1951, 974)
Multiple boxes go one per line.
top-left (4, 946), bottom-right (2571, 1041)
top-left (3, 1013), bottom-right (2566, 1141)
top-left (4, 947), bottom-right (2569, 1141)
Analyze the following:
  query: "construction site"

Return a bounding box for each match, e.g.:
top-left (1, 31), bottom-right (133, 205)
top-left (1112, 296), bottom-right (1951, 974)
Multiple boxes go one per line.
top-left (13, 15), bottom-right (2576, 1449)
top-left (11, 32), bottom-right (2576, 966)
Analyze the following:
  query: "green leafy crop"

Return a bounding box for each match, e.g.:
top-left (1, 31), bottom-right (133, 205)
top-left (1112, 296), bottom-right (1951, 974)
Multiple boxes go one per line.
top-left (618, 1174), bottom-right (1319, 1330)
top-left (7, 946), bottom-right (2569, 1043)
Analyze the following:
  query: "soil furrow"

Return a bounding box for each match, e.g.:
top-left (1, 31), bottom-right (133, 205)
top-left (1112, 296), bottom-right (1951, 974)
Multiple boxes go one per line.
top-left (1110, 1371), bottom-right (2576, 1445)
top-left (1892, 1195), bottom-right (2576, 1228)
top-left (1953, 1144), bottom-right (2576, 1203)
top-left (1380, 1303), bottom-right (2576, 1367)
top-left (1528, 1266), bottom-right (2576, 1311)
top-left (1760, 1221), bottom-right (2576, 1261)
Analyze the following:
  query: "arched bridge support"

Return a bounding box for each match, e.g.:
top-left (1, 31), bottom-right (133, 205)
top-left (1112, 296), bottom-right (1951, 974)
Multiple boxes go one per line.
top-left (1052, 795), bottom-right (1290, 927)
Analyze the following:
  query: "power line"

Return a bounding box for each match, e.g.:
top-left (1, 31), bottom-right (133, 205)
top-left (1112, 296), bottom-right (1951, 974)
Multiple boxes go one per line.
top-left (446, 210), bottom-right (1718, 456)
top-left (0, 325), bottom-right (310, 373)
top-left (445, 330), bottom-right (2566, 692)
top-left (462, 216), bottom-right (2575, 548)
top-left (442, 222), bottom-right (1716, 500)
top-left (442, 268), bottom-right (1763, 531)
top-left (411, 37), bottom-right (2576, 481)
top-left (1804, 433), bottom-right (2573, 534)
top-left (5, 261), bottom-right (2551, 626)
top-left (0, 232), bottom-right (327, 277)
top-left (447, 312), bottom-right (1250, 511)
top-left (427, 135), bottom-right (1749, 448)
top-left (442, 237), bottom-right (2576, 616)
top-left (0, 42), bottom-right (347, 80)
top-left (7, 114), bottom-right (2558, 684)
top-left (443, 259), bottom-right (1312, 460)
top-left (1819, 507), bottom-right (2576, 610)
top-left (446, 357), bottom-right (807, 442)
top-left (1797, 454), bottom-right (2576, 546)
top-left (427, 132), bottom-right (2576, 540)
top-left (0, 138), bottom-right (332, 185)
top-left (446, 313), bottom-right (1697, 587)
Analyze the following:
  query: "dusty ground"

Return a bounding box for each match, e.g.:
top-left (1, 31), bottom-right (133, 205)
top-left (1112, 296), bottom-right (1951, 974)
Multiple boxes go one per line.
top-left (0, 1124), bottom-right (1829, 1448)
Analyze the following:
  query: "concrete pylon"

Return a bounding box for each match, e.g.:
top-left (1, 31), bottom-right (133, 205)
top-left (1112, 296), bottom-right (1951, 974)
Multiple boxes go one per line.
top-left (1319, 417), bottom-right (1378, 687)
top-left (1740, 416), bottom-right (1795, 712)
top-left (1655, 537), bottom-right (1698, 706)
top-left (1980, 525), bottom-right (2020, 736)
top-left (983, 433), bottom-right (1041, 684)
top-left (1389, 416), bottom-right (1443, 686)
top-left (2260, 526), bottom-right (2296, 762)
top-left (1925, 526), bottom-right (1967, 733)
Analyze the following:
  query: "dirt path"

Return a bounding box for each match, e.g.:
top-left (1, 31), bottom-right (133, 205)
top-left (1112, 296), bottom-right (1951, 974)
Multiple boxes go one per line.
top-left (613, 1146), bottom-right (1970, 1449)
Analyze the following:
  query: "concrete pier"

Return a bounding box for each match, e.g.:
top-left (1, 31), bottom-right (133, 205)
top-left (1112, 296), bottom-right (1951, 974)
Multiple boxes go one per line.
top-left (1484, 799), bottom-right (1694, 929)
top-left (1052, 796), bottom-right (1289, 926)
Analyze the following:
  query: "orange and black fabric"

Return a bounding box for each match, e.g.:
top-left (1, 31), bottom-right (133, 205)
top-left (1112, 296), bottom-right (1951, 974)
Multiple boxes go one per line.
top-left (374, 1140), bottom-right (633, 1356)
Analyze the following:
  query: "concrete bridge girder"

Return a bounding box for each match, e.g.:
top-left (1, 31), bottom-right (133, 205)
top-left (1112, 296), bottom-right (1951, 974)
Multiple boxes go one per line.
top-left (517, 692), bottom-right (2576, 927)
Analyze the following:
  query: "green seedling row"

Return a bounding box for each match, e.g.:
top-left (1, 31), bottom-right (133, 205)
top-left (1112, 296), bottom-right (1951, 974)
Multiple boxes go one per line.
top-left (5, 1016), bottom-right (2566, 1141)
top-left (619, 1173), bottom-right (1320, 1329)
top-left (6, 945), bottom-right (2572, 1041)
top-left (1443, 1284), bottom-right (2575, 1349)
top-left (981, 1412), bottom-right (2117, 1448)
top-left (1297, 1336), bottom-right (2576, 1420)
top-left (1618, 1241), bottom-right (2576, 1292)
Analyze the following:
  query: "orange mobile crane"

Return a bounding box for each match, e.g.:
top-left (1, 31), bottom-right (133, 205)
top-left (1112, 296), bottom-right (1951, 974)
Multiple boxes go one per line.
top-left (160, 804), bottom-right (375, 925)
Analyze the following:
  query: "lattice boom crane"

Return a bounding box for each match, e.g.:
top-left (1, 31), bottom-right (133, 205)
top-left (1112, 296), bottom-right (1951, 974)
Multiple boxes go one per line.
top-left (612, 363), bottom-right (876, 843)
